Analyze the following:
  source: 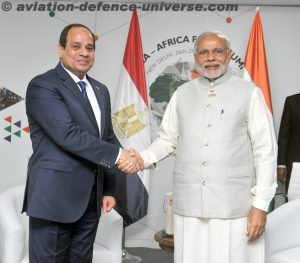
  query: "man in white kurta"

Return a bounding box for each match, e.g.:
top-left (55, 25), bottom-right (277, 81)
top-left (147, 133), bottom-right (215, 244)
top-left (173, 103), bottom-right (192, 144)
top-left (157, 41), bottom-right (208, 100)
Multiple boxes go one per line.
top-left (120, 31), bottom-right (277, 263)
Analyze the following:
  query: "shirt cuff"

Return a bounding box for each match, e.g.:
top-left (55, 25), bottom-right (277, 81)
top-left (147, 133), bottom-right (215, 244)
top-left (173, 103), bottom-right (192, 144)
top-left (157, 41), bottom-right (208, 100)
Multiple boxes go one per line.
top-left (140, 150), bottom-right (157, 169)
top-left (252, 198), bottom-right (271, 212)
top-left (114, 148), bottom-right (122, 164)
top-left (277, 165), bottom-right (287, 168)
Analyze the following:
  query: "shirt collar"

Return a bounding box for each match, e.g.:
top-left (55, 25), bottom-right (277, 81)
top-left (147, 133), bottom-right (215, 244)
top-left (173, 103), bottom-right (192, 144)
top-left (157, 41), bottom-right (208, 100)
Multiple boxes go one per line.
top-left (61, 63), bottom-right (88, 85)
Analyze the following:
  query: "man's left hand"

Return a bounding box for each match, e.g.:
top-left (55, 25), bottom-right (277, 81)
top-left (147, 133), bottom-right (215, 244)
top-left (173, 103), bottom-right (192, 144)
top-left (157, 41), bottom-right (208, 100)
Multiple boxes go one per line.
top-left (102, 196), bottom-right (116, 213)
top-left (246, 207), bottom-right (267, 242)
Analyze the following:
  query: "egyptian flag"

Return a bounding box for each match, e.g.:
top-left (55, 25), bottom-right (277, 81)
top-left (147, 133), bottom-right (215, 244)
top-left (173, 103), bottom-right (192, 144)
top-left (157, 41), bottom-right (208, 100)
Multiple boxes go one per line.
top-left (112, 11), bottom-right (151, 226)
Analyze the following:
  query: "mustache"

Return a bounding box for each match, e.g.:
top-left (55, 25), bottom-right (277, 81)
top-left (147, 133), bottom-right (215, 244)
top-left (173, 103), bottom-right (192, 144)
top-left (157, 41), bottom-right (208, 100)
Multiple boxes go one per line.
top-left (194, 60), bottom-right (228, 79)
top-left (202, 61), bottom-right (222, 68)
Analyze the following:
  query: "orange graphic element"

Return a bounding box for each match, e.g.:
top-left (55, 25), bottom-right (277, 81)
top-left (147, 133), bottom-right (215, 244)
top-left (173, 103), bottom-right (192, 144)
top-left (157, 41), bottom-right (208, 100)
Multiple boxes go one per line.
top-left (190, 69), bottom-right (201, 79)
top-left (226, 17), bottom-right (232, 23)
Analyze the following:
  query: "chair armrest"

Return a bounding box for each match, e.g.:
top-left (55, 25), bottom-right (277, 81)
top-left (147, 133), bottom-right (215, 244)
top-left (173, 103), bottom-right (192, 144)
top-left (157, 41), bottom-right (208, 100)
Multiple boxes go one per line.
top-left (265, 199), bottom-right (300, 256)
top-left (0, 190), bottom-right (26, 263)
top-left (94, 209), bottom-right (123, 258)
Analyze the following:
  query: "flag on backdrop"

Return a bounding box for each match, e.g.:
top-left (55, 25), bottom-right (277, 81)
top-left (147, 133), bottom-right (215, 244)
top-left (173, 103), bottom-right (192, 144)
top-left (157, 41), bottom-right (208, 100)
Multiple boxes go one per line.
top-left (243, 8), bottom-right (273, 113)
top-left (112, 11), bottom-right (151, 226)
top-left (243, 8), bottom-right (276, 212)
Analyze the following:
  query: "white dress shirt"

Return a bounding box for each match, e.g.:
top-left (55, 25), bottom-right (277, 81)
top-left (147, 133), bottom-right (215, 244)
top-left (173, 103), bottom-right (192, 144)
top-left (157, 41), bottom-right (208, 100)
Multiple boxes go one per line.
top-left (62, 65), bottom-right (101, 136)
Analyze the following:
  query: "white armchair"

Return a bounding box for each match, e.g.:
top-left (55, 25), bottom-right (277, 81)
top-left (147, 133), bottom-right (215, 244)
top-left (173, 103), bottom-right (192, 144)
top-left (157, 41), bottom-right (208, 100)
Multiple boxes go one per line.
top-left (288, 162), bottom-right (300, 201)
top-left (265, 198), bottom-right (300, 263)
top-left (0, 185), bottom-right (123, 263)
top-left (93, 207), bottom-right (123, 263)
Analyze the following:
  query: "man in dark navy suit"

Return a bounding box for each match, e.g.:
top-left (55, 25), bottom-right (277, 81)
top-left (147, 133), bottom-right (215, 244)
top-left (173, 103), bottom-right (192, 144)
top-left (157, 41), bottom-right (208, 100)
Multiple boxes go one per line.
top-left (277, 93), bottom-right (300, 194)
top-left (22, 24), bottom-right (142, 263)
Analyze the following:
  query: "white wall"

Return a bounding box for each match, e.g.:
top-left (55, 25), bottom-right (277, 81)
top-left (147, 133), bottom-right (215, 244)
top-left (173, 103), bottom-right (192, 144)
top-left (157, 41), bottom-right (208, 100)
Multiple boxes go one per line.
top-left (1, 2), bottom-right (300, 248)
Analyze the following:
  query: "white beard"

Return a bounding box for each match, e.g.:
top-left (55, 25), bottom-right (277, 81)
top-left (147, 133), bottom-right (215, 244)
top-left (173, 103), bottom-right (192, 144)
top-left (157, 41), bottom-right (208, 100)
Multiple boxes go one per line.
top-left (194, 60), bottom-right (228, 80)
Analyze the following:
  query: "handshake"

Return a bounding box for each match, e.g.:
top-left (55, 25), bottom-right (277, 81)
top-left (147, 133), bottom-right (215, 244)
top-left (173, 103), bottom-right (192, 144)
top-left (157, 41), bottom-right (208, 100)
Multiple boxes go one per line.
top-left (118, 148), bottom-right (144, 174)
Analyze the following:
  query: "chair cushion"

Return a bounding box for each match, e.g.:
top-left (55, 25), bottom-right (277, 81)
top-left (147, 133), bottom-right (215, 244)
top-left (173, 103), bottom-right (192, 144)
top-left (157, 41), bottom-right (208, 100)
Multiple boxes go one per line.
top-left (93, 243), bottom-right (114, 263)
top-left (266, 247), bottom-right (300, 263)
top-left (21, 257), bottom-right (29, 263)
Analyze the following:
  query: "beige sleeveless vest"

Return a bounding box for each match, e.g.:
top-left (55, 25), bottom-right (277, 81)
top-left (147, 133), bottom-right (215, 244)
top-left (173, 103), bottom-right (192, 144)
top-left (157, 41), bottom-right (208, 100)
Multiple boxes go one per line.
top-left (173, 72), bottom-right (256, 218)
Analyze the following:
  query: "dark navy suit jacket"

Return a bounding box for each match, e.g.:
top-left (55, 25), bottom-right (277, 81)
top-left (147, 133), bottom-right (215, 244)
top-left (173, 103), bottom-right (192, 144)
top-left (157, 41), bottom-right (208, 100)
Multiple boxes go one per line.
top-left (22, 63), bottom-right (120, 223)
top-left (278, 93), bottom-right (300, 190)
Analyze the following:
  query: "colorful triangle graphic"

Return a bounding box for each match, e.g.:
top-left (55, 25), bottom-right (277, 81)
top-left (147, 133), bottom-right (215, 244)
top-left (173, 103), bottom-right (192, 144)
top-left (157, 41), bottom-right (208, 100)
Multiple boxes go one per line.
top-left (14, 130), bottom-right (21, 138)
top-left (5, 125), bottom-right (12, 133)
top-left (14, 120), bottom-right (21, 128)
top-left (4, 135), bottom-right (11, 142)
top-left (23, 126), bottom-right (30, 133)
top-left (5, 116), bottom-right (12, 123)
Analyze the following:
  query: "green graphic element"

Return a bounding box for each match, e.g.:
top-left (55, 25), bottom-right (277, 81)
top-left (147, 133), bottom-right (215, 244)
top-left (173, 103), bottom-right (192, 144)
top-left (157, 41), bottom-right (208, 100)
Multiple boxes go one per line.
top-left (5, 125), bottom-right (12, 133)
top-left (149, 61), bottom-right (194, 126)
top-left (150, 74), bottom-right (187, 103)
top-left (149, 61), bottom-right (191, 104)
top-left (14, 130), bottom-right (21, 138)
top-left (49, 11), bottom-right (55, 17)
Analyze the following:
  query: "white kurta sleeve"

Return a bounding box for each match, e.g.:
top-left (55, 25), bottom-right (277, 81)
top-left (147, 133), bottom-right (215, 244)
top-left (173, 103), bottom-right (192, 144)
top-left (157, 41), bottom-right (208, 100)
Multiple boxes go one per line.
top-left (248, 87), bottom-right (277, 212)
top-left (141, 91), bottom-right (179, 168)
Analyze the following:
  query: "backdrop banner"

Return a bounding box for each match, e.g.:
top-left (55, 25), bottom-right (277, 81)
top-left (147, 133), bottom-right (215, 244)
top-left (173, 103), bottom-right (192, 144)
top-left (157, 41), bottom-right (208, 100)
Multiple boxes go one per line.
top-left (1, 2), bottom-right (299, 247)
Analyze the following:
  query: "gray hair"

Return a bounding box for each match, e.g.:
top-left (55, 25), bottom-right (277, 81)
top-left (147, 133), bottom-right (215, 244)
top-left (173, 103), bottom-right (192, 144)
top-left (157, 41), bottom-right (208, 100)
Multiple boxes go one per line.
top-left (194, 31), bottom-right (231, 54)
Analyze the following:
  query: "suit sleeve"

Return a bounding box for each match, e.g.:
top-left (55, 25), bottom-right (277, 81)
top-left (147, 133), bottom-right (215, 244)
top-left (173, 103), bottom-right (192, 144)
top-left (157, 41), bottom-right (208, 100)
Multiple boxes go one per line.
top-left (26, 76), bottom-right (120, 168)
top-left (102, 89), bottom-right (118, 196)
top-left (277, 98), bottom-right (291, 166)
top-left (103, 168), bottom-right (116, 196)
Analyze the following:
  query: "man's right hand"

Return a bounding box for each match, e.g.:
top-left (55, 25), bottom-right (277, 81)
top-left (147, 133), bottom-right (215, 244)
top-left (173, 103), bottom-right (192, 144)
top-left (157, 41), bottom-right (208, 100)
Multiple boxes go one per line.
top-left (118, 149), bottom-right (144, 174)
top-left (277, 167), bottom-right (287, 183)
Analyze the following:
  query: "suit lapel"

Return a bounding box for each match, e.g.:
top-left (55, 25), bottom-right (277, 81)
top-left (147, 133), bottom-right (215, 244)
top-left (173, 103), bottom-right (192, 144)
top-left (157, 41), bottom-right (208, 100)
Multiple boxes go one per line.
top-left (88, 76), bottom-right (106, 138)
top-left (55, 64), bottom-right (99, 134)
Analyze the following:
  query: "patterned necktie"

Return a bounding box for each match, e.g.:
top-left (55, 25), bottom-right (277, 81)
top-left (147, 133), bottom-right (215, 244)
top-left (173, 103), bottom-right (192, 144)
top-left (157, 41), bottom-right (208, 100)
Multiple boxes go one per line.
top-left (77, 81), bottom-right (89, 102)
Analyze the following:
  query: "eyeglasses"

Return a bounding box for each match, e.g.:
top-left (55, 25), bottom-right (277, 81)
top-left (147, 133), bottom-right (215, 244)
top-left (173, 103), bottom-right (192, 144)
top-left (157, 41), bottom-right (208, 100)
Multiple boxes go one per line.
top-left (196, 48), bottom-right (227, 58)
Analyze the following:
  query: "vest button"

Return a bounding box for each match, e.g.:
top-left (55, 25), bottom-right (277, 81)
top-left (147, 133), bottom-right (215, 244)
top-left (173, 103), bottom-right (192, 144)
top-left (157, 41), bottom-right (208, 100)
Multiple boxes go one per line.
top-left (207, 123), bottom-right (211, 128)
top-left (207, 103), bottom-right (212, 108)
top-left (204, 142), bottom-right (209, 147)
top-left (202, 181), bottom-right (206, 186)
top-left (202, 161), bottom-right (207, 166)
